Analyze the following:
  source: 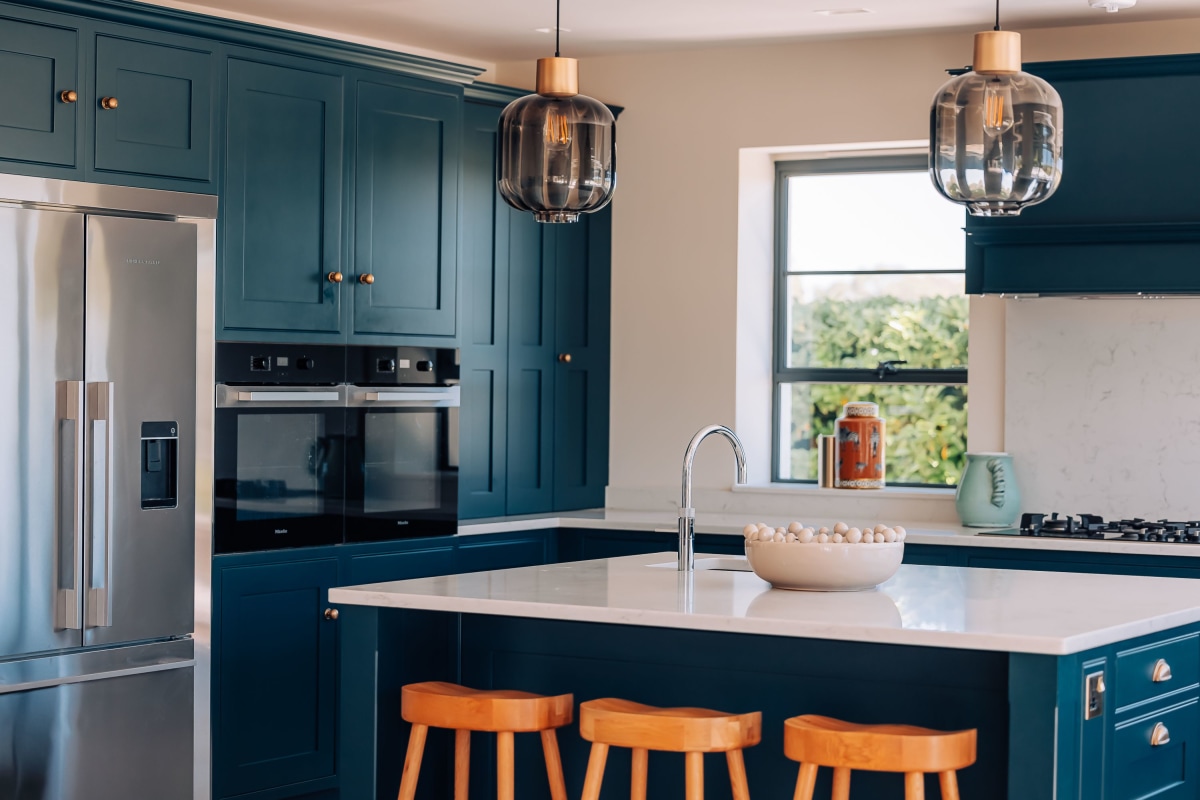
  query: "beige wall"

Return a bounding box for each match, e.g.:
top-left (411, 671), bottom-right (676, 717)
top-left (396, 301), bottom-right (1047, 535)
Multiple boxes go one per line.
top-left (496, 19), bottom-right (1200, 504)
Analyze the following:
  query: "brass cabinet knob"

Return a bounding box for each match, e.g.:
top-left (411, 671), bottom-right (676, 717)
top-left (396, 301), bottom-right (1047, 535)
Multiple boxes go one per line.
top-left (558, 353), bottom-right (572, 363)
top-left (324, 608), bottom-right (339, 621)
top-left (359, 273), bottom-right (375, 285)
top-left (100, 96), bottom-right (119, 110)
top-left (327, 271), bottom-right (344, 284)
top-left (1152, 658), bottom-right (1173, 683)
top-left (59, 90), bottom-right (78, 104)
top-left (1150, 721), bottom-right (1170, 747)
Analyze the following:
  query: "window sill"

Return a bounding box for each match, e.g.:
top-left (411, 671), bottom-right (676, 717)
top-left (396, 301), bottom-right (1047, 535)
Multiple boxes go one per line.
top-left (734, 483), bottom-right (956, 500)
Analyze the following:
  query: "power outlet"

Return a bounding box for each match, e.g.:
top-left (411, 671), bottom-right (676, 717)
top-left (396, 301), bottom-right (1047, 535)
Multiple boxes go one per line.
top-left (1084, 671), bottom-right (1106, 720)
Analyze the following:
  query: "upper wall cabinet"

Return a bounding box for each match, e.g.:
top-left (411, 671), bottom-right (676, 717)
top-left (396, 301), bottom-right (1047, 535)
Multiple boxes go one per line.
top-left (92, 31), bottom-right (214, 182)
top-left (966, 54), bottom-right (1200, 295)
top-left (0, 9), bottom-right (78, 170)
top-left (0, 6), bottom-right (215, 189)
top-left (222, 55), bottom-right (345, 336)
top-left (352, 78), bottom-right (460, 339)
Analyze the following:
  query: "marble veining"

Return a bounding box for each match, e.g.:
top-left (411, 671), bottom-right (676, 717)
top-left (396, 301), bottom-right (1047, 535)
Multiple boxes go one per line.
top-left (328, 552), bottom-right (1200, 655)
top-left (1006, 298), bottom-right (1200, 520)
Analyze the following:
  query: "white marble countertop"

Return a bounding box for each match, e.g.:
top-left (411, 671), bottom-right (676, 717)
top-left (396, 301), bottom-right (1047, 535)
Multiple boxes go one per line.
top-left (459, 509), bottom-right (1200, 558)
top-left (329, 552), bottom-right (1200, 655)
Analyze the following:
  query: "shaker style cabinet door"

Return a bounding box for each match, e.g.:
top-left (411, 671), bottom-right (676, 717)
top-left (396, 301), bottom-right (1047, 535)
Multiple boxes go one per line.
top-left (214, 557), bottom-right (339, 798)
top-left (0, 12), bottom-right (78, 168)
top-left (222, 57), bottom-right (345, 335)
top-left (92, 32), bottom-right (214, 182)
top-left (352, 79), bottom-right (460, 338)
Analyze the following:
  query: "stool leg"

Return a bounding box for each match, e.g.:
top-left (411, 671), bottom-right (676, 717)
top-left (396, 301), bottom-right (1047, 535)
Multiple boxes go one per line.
top-left (631, 748), bottom-right (649, 800)
top-left (581, 743), bottom-right (609, 800)
top-left (938, 770), bottom-right (961, 800)
top-left (905, 772), bottom-right (925, 800)
top-left (397, 723), bottom-right (428, 800)
top-left (831, 767), bottom-right (851, 800)
top-left (497, 731), bottom-right (515, 800)
top-left (541, 729), bottom-right (569, 800)
top-left (725, 749), bottom-right (750, 800)
top-left (793, 763), bottom-right (818, 800)
top-left (685, 752), bottom-right (704, 800)
top-left (454, 730), bottom-right (470, 800)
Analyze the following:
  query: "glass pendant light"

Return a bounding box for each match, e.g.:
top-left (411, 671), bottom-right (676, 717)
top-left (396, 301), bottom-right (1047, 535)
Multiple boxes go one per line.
top-left (929, 0), bottom-right (1063, 217)
top-left (498, 0), bottom-right (616, 223)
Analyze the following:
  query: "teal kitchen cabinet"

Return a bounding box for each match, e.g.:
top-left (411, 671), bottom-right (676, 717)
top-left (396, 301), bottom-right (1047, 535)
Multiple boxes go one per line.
top-left (222, 54), bottom-right (346, 337)
top-left (212, 554), bottom-right (340, 799)
top-left (0, 7), bottom-right (78, 171)
top-left (351, 77), bottom-right (460, 339)
top-left (458, 98), bottom-right (510, 518)
top-left (91, 29), bottom-right (215, 183)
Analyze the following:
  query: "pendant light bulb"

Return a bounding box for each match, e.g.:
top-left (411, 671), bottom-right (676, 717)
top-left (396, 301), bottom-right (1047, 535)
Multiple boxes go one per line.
top-left (497, 2), bottom-right (616, 223)
top-left (929, 2), bottom-right (1064, 217)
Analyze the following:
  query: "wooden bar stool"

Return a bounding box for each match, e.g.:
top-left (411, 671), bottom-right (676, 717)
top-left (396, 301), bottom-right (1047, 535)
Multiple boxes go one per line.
top-left (579, 698), bottom-right (762, 800)
top-left (397, 681), bottom-right (573, 800)
top-left (783, 715), bottom-right (976, 800)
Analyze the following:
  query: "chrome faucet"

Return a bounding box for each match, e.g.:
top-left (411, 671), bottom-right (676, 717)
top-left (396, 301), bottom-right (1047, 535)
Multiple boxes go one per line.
top-left (678, 425), bottom-right (749, 571)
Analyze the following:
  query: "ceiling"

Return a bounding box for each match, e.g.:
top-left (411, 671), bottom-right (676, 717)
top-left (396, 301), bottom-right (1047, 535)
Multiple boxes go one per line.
top-left (153, 0), bottom-right (1200, 61)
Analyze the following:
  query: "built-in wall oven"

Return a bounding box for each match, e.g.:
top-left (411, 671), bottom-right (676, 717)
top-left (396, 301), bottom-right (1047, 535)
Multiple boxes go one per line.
top-left (214, 343), bottom-right (459, 554)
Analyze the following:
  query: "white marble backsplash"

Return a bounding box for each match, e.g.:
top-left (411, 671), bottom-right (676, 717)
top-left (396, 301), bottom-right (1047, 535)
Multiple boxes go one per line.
top-left (1006, 298), bottom-right (1200, 519)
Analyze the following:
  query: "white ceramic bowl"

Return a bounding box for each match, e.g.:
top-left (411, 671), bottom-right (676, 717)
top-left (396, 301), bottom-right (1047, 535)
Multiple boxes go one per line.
top-left (744, 540), bottom-right (904, 591)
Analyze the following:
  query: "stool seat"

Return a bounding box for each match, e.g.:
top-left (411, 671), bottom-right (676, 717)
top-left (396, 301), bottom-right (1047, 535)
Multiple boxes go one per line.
top-left (581, 698), bottom-right (762, 753)
top-left (784, 714), bottom-right (977, 800)
top-left (402, 681), bottom-right (573, 732)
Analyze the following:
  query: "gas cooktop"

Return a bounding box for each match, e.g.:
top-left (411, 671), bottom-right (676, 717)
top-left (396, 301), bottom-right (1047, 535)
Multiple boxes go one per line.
top-left (978, 513), bottom-right (1200, 544)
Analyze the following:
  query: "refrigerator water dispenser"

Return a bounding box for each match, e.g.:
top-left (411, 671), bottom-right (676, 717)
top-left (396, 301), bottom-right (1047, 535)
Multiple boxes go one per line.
top-left (141, 421), bottom-right (179, 509)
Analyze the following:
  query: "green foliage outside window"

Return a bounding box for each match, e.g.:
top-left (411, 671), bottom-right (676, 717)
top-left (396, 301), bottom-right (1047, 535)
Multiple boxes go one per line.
top-left (786, 294), bottom-right (969, 486)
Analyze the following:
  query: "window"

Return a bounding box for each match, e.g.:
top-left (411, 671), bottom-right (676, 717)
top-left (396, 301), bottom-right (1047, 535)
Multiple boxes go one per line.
top-left (774, 154), bottom-right (968, 487)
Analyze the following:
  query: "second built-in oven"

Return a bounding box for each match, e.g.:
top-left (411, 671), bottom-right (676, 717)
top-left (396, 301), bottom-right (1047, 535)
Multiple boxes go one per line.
top-left (214, 343), bottom-right (459, 554)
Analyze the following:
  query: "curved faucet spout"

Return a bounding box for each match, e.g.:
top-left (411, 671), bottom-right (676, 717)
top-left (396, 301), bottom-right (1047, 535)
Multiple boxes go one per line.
top-left (678, 425), bottom-right (749, 571)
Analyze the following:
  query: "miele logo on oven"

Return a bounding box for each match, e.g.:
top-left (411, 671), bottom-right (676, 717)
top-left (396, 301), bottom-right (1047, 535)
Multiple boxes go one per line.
top-left (274, 529), bottom-right (288, 534)
top-left (396, 520), bottom-right (409, 526)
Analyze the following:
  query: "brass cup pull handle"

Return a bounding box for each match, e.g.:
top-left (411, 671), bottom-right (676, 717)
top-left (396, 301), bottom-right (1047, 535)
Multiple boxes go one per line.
top-left (1152, 658), bottom-right (1173, 683)
top-left (327, 271), bottom-right (344, 284)
top-left (359, 273), bottom-right (375, 285)
top-left (59, 90), bottom-right (78, 104)
top-left (1151, 721), bottom-right (1170, 747)
top-left (558, 353), bottom-right (572, 363)
top-left (324, 608), bottom-right (339, 621)
top-left (100, 96), bottom-right (119, 110)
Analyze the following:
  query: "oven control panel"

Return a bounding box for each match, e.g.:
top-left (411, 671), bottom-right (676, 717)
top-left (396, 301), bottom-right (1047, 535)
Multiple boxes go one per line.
top-left (216, 342), bottom-right (346, 385)
top-left (348, 346), bottom-right (460, 387)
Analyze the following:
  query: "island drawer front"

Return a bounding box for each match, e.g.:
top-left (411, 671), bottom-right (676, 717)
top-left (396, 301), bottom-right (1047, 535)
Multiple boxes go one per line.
top-left (1110, 698), bottom-right (1199, 800)
top-left (1115, 633), bottom-right (1200, 713)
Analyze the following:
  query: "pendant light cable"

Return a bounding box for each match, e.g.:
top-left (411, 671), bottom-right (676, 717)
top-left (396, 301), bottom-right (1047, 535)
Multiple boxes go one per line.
top-left (994, 0), bottom-right (1001, 31)
top-left (555, 0), bottom-right (561, 57)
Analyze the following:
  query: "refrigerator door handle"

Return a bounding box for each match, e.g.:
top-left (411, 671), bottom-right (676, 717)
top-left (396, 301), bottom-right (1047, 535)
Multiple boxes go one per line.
top-left (56, 381), bottom-right (84, 630)
top-left (86, 381), bottom-right (115, 628)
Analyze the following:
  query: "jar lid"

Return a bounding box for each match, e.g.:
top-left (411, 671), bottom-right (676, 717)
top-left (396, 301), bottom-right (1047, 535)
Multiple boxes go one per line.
top-left (843, 402), bottom-right (879, 418)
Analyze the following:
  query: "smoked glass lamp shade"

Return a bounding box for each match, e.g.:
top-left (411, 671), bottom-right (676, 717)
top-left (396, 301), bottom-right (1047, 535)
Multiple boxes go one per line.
top-left (930, 33), bottom-right (1063, 217)
top-left (498, 59), bottom-right (616, 223)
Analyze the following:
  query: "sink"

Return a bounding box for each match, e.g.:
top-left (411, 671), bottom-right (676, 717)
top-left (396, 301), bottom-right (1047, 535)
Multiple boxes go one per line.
top-left (646, 557), bottom-right (752, 572)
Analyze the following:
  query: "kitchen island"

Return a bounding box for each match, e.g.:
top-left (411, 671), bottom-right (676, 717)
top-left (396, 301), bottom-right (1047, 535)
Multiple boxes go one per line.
top-left (331, 553), bottom-right (1200, 800)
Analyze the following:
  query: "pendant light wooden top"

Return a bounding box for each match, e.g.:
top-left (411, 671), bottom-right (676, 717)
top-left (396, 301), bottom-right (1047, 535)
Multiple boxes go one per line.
top-left (973, 30), bottom-right (1021, 74)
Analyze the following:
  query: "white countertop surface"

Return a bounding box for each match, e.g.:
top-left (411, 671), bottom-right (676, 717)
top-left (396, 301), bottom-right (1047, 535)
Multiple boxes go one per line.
top-left (328, 552), bottom-right (1200, 655)
top-left (458, 509), bottom-right (1200, 558)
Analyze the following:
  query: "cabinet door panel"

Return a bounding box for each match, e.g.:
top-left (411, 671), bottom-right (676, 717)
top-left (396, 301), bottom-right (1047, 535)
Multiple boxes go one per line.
top-left (223, 58), bottom-right (344, 334)
top-left (353, 81), bottom-right (459, 337)
top-left (93, 34), bottom-right (213, 181)
top-left (553, 208), bottom-right (611, 510)
top-left (506, 218), bottom-right (555, 514)
top-left (215, 557), bottom-right (338, 797)
top-left (0, 14), bottom-right (77, 167)
top-left (459, 101), bottom-right (508, 519)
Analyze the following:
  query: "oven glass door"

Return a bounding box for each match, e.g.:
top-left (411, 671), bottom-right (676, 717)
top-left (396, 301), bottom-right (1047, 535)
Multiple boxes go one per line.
top-left (345, 386), bottom-right (459, 542)
top-left (214, 386), bottom-right (347, 553)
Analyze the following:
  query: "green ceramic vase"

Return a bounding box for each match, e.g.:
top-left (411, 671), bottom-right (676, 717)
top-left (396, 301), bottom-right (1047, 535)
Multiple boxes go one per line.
top-left (955, 452), bottom-right (1021, 528)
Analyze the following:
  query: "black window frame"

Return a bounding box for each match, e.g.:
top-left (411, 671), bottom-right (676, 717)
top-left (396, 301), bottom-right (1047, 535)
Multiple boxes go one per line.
top-left (772, 153), bottom-right (969, 486)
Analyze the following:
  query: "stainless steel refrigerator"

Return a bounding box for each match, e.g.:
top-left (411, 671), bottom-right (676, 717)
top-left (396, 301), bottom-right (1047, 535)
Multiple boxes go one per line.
top-left (0, 176), bottom-right (216, 800)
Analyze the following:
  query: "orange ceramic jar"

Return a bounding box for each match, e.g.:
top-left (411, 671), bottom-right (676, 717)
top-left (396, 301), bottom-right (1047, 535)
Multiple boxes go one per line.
top-left (835, 402), bottom-right (884, 489)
